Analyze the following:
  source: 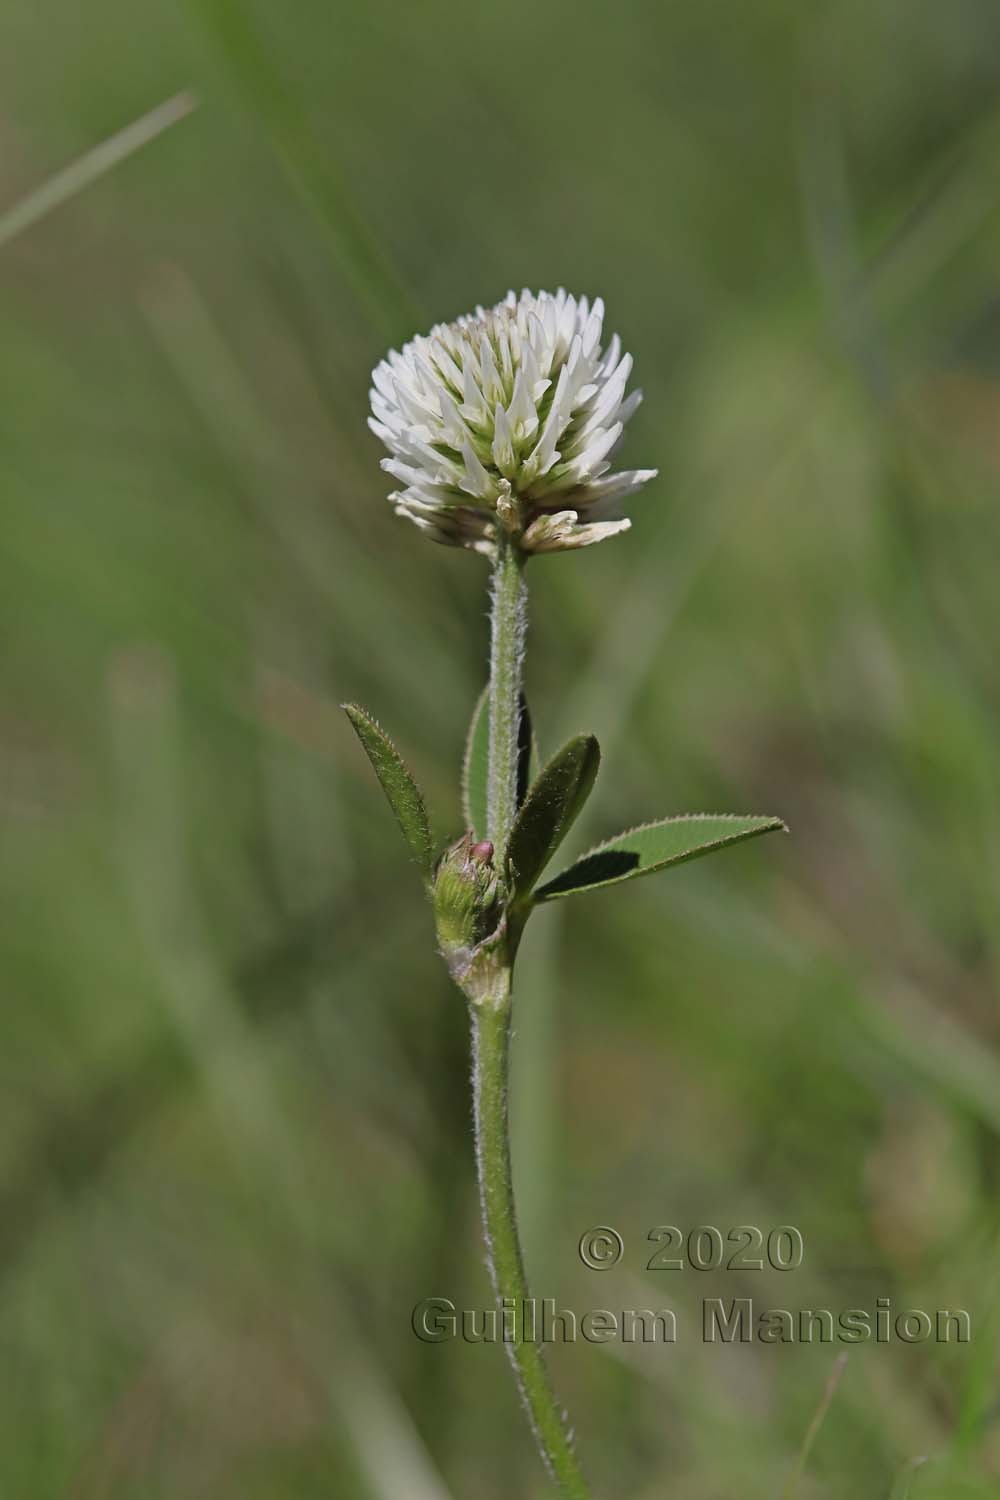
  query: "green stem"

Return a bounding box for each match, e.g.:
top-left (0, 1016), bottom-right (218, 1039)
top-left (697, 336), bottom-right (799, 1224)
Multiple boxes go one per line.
top-left (472, 997), bottom-right (592, 1499)
top-left (486, 533), bottom-right (527, 862)
top-left (474, 533), bottom-right (593, 1497)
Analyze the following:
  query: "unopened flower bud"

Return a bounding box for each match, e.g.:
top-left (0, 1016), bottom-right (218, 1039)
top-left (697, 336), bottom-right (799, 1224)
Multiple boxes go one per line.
top-left (433, 833), bottom-right (502, 969)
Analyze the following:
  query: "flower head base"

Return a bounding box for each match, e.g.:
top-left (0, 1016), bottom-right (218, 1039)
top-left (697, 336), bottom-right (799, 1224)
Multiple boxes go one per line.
top-left (369, 289), bottom-right (657, 556)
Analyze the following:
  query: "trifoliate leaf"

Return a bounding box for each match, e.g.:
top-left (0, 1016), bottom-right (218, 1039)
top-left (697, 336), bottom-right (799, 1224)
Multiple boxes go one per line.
top-left (535, 814), bottom-right (786, 902)
top-left (507, 734), bottom-right (601, 901)
top-left (342, 703), bottom-right (434, 881)
top-left (462, 687), bottom-right (537, 841)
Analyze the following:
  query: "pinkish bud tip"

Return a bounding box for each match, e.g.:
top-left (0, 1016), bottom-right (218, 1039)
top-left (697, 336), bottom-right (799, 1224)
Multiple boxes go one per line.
top-left (470, 840), bottom-right (494, 865)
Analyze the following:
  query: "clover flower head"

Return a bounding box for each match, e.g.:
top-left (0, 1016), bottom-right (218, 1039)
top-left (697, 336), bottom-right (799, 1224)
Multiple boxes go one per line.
top-left (369, 288), bottom-right (657, 556)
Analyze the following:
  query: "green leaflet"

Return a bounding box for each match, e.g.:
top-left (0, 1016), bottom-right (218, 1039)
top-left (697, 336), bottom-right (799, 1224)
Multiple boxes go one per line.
top-left (535, 813), bottom-right (786, 902)
top-left (462, 686), bottom-right (536, 840)
top-left (342, 703), bottom-right (434, 882)
top-left (507, 734), bottom-right (601, 902)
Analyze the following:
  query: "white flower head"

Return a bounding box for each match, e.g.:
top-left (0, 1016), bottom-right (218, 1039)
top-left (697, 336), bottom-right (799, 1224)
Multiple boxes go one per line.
top-left (369, 288), bottom-right (657, 556)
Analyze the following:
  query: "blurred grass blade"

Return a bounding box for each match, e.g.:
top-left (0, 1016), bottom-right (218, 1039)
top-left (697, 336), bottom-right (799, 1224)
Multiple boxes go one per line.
top-left (331, 1341), bottom-right (456, 1500)
top-left (463, 687), bottom-right (535, 840)
top-left (188, 0), bottom-right (416, 339)
top-left (536, 813), bottom-right (786, 903)
top-left (0, 92), bottom-right (196, 248)
top-left (782, 1352), bottom-right (848, 1500)
top-left (508, 734), bottom-right (600, 901)
top-left (888, 1456), bottom-right (928, 1499)
top-left (343, 703), bottom-right (433, 881)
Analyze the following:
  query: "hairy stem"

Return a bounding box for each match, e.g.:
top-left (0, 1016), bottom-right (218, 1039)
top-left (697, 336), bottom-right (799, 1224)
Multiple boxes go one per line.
top-left (472, 997), bottom-right (592, 1498)
top-left (473, 535), bottom-right (593, 1497)
top-left (486, 533), bottom-right (527, 861)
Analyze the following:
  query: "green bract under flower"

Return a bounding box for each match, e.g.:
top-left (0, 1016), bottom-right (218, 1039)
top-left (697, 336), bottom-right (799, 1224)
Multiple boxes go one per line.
top-left (369, 288), bottom-right (657, 556)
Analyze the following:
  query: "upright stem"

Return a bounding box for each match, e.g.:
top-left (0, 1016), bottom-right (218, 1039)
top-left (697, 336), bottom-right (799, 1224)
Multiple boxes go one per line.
top-left (486, 532), bottom-right (527, 861)
top-left (472, 534), bottom-right (594, 1498)
top-left (472, 1000), bottom-right (593, 1498)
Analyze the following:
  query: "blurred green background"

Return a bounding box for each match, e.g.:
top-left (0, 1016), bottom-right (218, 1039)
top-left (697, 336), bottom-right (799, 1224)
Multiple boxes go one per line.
top-left (3, 0), bottom-right (1000, 1495)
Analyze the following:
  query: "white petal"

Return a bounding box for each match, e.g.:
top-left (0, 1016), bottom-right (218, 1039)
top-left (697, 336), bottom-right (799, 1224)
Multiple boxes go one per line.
top-left (574, 469), bottom-right (658, 512)
top-left (572, 422), bottom-right (623, 477)
top-left (581, 298), bottom-right (604, 357)
top-left (461, 361), bottom-right (486, 425)
top-left (460, 438), bottom-right (499, 501)
top-left (616, 389), bottom-right (643, 425)
top-left (478, 334), bottom-right (502, 405)
top-left (492, 405), bottom-right (518, 479)
top-left (507, 369), bottom-right (538, 441)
